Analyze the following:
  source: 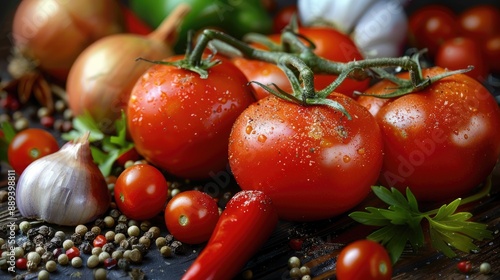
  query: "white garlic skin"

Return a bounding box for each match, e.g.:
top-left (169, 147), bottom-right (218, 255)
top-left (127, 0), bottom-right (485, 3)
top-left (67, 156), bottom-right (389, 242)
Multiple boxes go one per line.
top-left (16, 136), bottom-right (110, 226)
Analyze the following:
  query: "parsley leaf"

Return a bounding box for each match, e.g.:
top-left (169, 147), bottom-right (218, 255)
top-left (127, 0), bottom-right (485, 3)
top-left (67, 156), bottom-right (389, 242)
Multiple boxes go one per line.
top-left (349, 184), bottom-right (493, 264)
top-left (62, 111), bottom-right (135, 177)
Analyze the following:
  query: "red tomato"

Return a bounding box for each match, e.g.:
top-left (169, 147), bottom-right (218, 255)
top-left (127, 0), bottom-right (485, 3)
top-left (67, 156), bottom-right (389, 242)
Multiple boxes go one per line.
top-left (435, 37), bottom-right (489, 81)
top-left (127, 55), bottom-right (255, 180)
top-left (410, 5), bottom-right (459, 57)
top-left (228, 94), bottom-right (384, 221)
top-left (164, 190), bottom-right (219, 244)
top-left (114, 164), bottom-right (169, 221)
top-left (357, 67), bottom-right (500, 201)
top-left (484, 35), bottom-right (500, 74)
top-left (458, 5), bottom-right (500, 42)
top-left (8, 128), bottom-right (59, 174)
top-left (182, 190), bottom-right (278, 280)
top-left (233, 27), bottom-right (369, 100)
top-left (336, 239), bottom-right (392, 280)
top-left (273, 5), bottom-right (299, 33)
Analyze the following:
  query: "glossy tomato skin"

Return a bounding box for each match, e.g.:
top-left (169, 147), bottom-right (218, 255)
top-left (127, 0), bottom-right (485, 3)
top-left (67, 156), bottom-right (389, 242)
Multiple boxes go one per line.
top-left (336, 239), bottom-right (392, 280)
top-left (458, 5), bottom-right (500, 42)
top-left (182, 190), bottom-right (278, 280)
top-left (435, 37), bottom-right (489, 81)
top-left (164, 190), bottom-right (219, 244)
top-left (229, 94), bottom-right (384, 221)
top-left (484, 35), bottom-right (500, 74)
top-left (8, 128), bottom-right (59, 174)
top-left (357, 67), bottom-right (500, 201)
top-left (233, 27), bottom-right (369, 100)
top-left (114, 164), bottom-right (169, 221)
top-left (127, 55), bottom-right (255, 179)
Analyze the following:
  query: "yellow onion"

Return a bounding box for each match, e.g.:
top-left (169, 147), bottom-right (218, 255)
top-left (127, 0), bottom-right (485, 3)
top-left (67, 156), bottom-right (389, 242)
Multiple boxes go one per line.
top-left (11, 0), bottom-right (125, 81)
top-left (66, 4), bottom-right (190, 127)
top-left (15, 132), bottom-right (110, 226)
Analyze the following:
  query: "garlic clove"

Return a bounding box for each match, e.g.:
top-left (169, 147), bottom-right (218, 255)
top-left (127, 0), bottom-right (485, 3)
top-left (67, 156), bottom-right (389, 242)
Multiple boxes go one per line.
top-left (16, 132), bottom-right (110, 226)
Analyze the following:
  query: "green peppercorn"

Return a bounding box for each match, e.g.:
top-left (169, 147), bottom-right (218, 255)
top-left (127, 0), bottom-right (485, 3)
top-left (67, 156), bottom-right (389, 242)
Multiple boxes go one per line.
top-left (87, 255), bottom-right (99, 268)
top-left (114, 233), bottom-right (126, 244)
top-left (118, 258), bottom-right (131, 271)
top-left (103, 216), bottom-right (115, 228)
top-left (62, 240), bottom-right (74, 250)
top-left (71, 256), bottom-right (83, 268)
top-left (38, 269), bottom-right (50, 280)
top-left (127, 225), bottom-right (140, 237)
top-left (75, 225), bottom-right (88, 236)
top-left (140, 221), bottom-right (152, 232)
top-left (98, 252), bottom-right (111, 263)
top-left (91, 247), bottom-right (102, 256)
top-left (160, 246), bottom-right (172, 258)
top-left (129, 248), bottom-right (142, 263)
top-left (288, 256), bottom-right (301, 269)
top-left (45, 260), bottom-right (57, 272)
top-left (91, 226), bottom-right (101, 235)
top-left (148, 227), bottom-right (161, 239)
top-left (94, 268), bottom-right (107, 280)
top-left (299, 266), bottom-right (311, 276)
top-left (14, 247), bottom-right (24, 258)
top-left (19, 221), bottom-right (31, 234)
top-left (58, 254), bottom-right (69, 265)
top-left (480, 262), bottom-right (491, 274)
top-left (290, 267), bottom-right (301, 278)
top-left (27, 251), bottom-right (41, 264)
top-left (302, 275), bottom-right (312, 280)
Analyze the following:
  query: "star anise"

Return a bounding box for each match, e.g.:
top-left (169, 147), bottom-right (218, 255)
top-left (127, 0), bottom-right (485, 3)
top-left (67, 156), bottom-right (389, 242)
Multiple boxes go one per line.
top-left (1, 70), bottom-right (54, 114)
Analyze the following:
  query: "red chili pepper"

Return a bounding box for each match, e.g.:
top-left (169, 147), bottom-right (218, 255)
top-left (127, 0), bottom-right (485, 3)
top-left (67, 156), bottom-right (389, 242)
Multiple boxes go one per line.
top-left (182, 190), bottom-right (279, 280)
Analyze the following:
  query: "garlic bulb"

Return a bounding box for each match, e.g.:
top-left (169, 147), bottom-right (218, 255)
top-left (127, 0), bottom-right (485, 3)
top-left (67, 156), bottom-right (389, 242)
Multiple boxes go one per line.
top-left (298, 0), bottom-right (409, 58)
top-left (16, 132), bottom-right (110, 226)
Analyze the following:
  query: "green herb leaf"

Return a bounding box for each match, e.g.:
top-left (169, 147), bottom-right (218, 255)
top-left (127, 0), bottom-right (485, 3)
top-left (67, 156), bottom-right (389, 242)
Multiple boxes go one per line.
top-left (349, 186), bottom-right (493, 263)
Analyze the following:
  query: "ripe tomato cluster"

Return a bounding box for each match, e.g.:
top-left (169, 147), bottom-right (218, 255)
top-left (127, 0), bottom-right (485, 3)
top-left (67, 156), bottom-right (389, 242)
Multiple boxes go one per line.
top-left (408, 4), bottom-right (500, 80)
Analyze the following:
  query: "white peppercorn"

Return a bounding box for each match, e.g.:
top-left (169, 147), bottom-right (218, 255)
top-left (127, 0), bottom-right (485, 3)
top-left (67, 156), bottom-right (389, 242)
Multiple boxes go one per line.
top-left (62, 240), bottom-right (74, 250)
top-left (127, 225), bottom-right (140, 237)
top-left (87, 255), bottom-right (99, 268)
top-left (38, 269), bottom-right (50, 280)
top-left (71, 257), bottom-right (83, 268)
top-left (45, 260), bottom-right (57, 272)
top-left (57, 254), bottom-right (69, 265)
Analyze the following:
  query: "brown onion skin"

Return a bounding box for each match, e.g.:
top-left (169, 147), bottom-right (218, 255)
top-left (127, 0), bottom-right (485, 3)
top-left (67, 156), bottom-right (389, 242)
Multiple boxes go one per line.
top-left (66, 4), bottom-right (190, 126)
top-left (12, 0), bottom-right (125, 81)
top-left (66, 34), bottom-right (173, 128)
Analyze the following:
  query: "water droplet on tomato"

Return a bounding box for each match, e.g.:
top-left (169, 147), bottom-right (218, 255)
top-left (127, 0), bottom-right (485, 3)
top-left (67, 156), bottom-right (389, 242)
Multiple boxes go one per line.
top-left (258, 134), bottom-right (267, 143)
top-left (343, 155), bottom-right (351, 163)
top-left (245, 125), bottom-right (253, 134)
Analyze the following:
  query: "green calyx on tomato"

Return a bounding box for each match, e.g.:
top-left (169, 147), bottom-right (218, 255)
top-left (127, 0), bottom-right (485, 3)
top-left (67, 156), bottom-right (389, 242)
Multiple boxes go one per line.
top-left (128, 0), bottom-right (272, 54)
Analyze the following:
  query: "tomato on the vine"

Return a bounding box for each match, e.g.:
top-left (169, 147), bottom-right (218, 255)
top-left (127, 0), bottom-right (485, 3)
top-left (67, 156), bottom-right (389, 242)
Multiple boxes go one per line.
top-left (357, 67), bottom-right (500, 201)
top-left (484, 35), bottom-right (500, 74)
top-left (127, 55), bottom-right (255, 180)
top-left (114, 164), bottom-right (169, 221)
top-left (164, 190), bottom-right (219, 244)
top-left (232, 27), bottom-right (369, 100)
top-left (336, 239), bottom-right (392, 280)
top-left (8, 128), bottom-right (59, 174)
top-left (273, 5), bottom-right (299, 33)
top-left (435, 37), bottom-right (489, 81)
top-left (228, 94), bottom-right (384, 221)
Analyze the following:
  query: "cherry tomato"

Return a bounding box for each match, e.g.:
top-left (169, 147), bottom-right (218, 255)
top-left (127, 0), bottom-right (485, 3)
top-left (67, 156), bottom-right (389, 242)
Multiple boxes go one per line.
top-left (8, 128), bottom-right (59, 174)
top-left (228, 94), bottom-right (384, 221)
top-left (336, 239), bottom-right (392, 280)
top-left (484, 35), bottom-right (500, 74)
top-left (435, 37), bottom-right (489, 81)
top-left (114, 164), bottom-right (169, 221)
top-left (127, 55), bottom-right (255, 180)
top-left (458, 5), bottom-right (500, 42)
top-left (357, 67), bottom-right (500, 201)
top-left (182, 190), bottom-right (278, 280)
top-left (164, 190), bottom-right (219, 244)
top-left (273, 5), bottom-right (299, 33)
top-left (409, 5), bottom-right (458, 57)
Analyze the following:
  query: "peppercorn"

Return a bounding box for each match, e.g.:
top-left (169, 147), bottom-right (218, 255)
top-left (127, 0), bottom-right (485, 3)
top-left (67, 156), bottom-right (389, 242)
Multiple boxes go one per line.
top-left (27, 251), bottom-right (41, 264)
top-left (84, 231), bottom-right (97, 242)
top-left (22, 240), bottom-right (34, 252)
top-left (302, 275), bottom-right (312, 280)
top-left (87, 255), bottom-right (100, 268)
top-left (129, 248), bottom-right (143, 263)
top-left (171, 241), bottom-right (188, 255)
top-left (139, 236), bottom-right (151, 249)
top-left (288, 256), bottom-right (301, 269)
top-left (142, 231), bottom-right (154, 241)
top-left (49, 236), bottom-right (62, 248)
top-left (58, 254), bottom-right (69, 265)
top-left (94, 268), bottom-right (107, 280)
top-left (79, 242), bottom-right (92, 254)
top-left (75, 225), bottom-right (88, 236)
top-left (290, 267), bottom-right (301, 278)
top-left (140, 221), bottom-right (152, 232)
top-left (94, 218), bottom-right (105, 229)
top-left (13, 247), bottom-right (24, 258)
top-left (35, 246), bottom-right (46, 256)
top-left (41, 251), bottom-right (54, 263)
top-left (54, 231), bottom-right (66, 240)
top-left (38, 269), bottom-right (50, 280)
top-left (103, 216), bottom-right (115, 228)
top-left (480, 262), bottom-right (491, 274)
top-left (117, 215), bottom-right (128, 224)
top-left (33, 234), bottom-right (46, 246)
top-left (115, 223), bottom-right (127, 234)
top-left (63, 240), bottom-right (74, 250)
top-left (102, 243), bottom-right (115, 254)
top-left (299, 266), bottom-right (311, 276)
top-left (71, 256), bottom-right (83, 268)
top-left (155, 237), bottom-right (167, 248)
top-left (92, 247), bottom-right (103, 256)
top-left (112, 250), bottom-right (124, 260)
top-left (127, 225), bottom-right (140, 237)
top-left (109, 209), bottom-right (121, 219)
top-left (118, 258), bottom-right (131, 271)
top-left (45, 260), bottom-right (57, 272)
top-left (132, 243), bottom-right (148, 256)
top-left (71, 233), bottom-right (83, 245)
top-left (160, 246), bottom-right (172, 258)
top-left (114, 233), bottom-right (126, 245)
top-left (105, 231), bottom-right (115, 242)
top-left (91, 226), bottom-right (102, 235)
top-left (98, 252), bottom-right (111, 263)
top-left (120, 239), bottom-right (130, 250)
top-left (53, 248), bottom-right (64, 258)
top-left (19, 221), bottom-right (31, 234)
top-left (27, 260), bottom-right (38, 271)
top-left (127, 236), bottom-right (139, 247)
top-left (148, 227), bottom-right (161, 239)
top-left (165, 234), bottom-right (174, 245)
top-left (128, 219), bottom-right (139, 228)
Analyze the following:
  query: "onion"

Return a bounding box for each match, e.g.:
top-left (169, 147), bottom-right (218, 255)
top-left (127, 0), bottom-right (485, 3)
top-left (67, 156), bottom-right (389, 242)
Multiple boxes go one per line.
top-left (11, 0), bottom-right (125, 81)
top-left (16, 132), bottom-right (110, 226)
top-left (66, 4), bottom-right (190, 127)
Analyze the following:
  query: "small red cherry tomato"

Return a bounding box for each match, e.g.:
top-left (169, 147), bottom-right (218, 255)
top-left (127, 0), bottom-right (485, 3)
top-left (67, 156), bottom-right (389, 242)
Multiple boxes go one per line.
top-left (8, 128), bottom-right (59, 174)
top-left (458, 5), bottom-right (500, 42)
top-left (336, 239), bottom-right (392, 280)
top-left (484, 35), bottom-right (500, 74)
top-left (114, 164), bottom-right (169, 221)
top-left (164, 190), bottom-right (219, 244)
